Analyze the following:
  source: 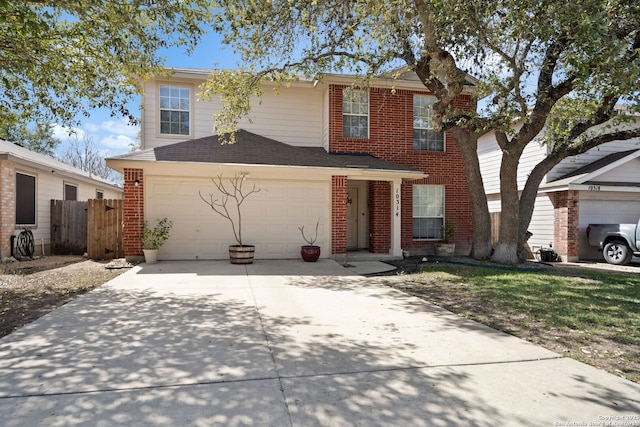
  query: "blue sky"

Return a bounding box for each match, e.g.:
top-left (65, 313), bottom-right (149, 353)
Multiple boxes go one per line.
top-left (54, 31), bottom-right (240, 159)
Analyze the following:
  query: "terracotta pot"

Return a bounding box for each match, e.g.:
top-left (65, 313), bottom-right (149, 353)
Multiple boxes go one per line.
top-left (301, 245), bottom-right (321, 262)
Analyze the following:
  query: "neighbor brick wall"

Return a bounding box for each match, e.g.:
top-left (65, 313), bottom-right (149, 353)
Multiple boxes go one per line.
top-left (0, 160), bottom-right (16, 258)
top-left (328, 85), bottom-right (475, 255)
top-left (123, 168), bottom-right (144, 260)
top-left (553, 190), bottom-right (580, 262)
top-left (332, 176), bottom-right (347, 254)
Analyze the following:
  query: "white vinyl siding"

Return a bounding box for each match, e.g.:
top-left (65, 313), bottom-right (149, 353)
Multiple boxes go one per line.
top-left (413, 185), bottom-right (445, 239)
top-left (413, 95), bottom-right (444, 151)
top-left (525, 194), bottom-right (555, 251)
top-left (586, 156), bottom-right (640, 183)
top-left (342, 90), bottom-right (369, 139)
top-left (144, 80), bottom-right (324, 149)
top-left (478, 130), bottom-right (548, 194)
top-left (159, 85), bottom-right (191, 136)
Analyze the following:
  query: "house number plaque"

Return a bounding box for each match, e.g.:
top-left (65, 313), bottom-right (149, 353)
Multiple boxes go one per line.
top-left (395, 188), bottom-right (400, 216)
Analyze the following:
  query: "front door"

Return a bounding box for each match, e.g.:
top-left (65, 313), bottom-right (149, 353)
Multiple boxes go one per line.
top-left (346, 186), bottom-right (358, 249)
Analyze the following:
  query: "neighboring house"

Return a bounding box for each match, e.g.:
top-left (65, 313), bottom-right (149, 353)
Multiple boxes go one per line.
top-left (107, 68), bottom-right (476, 261)
top-left (0, 139), bottom-right (123, 258)
top-left (478, 128), bottom-right (640, 262)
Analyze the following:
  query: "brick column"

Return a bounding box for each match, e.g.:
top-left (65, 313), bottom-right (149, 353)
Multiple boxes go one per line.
top-left (0, 160), bottom-right (16, 258)
top-left (368, 181), bottom-right (391, 253)
top-left (331, 176), bottom-right (347, 255)
top-left (123, 168), bottom-right (144, 261)
top-left (553, 190), bottom-right (580, 262)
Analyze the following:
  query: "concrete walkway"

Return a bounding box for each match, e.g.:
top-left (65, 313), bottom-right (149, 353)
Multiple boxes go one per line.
top-left (0, 259), bottom-right (638, 426)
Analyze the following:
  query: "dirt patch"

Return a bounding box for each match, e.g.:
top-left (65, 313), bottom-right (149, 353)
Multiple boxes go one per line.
top-left (0, 256), bottom-right (129, 338)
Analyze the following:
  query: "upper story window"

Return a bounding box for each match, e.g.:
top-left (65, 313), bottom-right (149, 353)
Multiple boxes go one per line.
top-left (159, 84), bottom-right (190, 136)
top-left (413, 95), bottom-right (444, 151)
top-left (412, 184), bottom-right (445, 239)
top-left (343, 90), bottom-right (369, 139)
top-left (96, 190), bottom-right (104, 200)
top-left (16, 172), bottom-right (36, 226)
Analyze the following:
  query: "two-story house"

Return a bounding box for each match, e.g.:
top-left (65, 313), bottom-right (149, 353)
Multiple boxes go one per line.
top-left (478, 127), bottom-right (640, 262)
top-left (107, 68), bottom-right (476, 262)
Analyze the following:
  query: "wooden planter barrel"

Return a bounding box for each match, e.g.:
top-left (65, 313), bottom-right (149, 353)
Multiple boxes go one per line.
top-left (229, 245), bottom-right (255, 264)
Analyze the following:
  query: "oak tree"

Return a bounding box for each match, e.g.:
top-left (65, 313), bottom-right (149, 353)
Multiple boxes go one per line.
top-left (204, 0), bottom-right (640, 263)
top-left (0, 1), bottom-right (215, 128)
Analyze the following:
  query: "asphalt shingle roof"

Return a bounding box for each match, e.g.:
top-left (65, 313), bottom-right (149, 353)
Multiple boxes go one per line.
top-left (554, 149), bottom-right (640, 181)
top-left (111, 130), bottom-right (421, 173)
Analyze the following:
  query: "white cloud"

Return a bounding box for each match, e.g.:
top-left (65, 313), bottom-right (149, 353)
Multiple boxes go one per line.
top-left (94, 118), bottom-right (139, 138)
top-left (100, 134), bottom-right (135, 151)
top-left (52, 124), bottom-right (86, 141)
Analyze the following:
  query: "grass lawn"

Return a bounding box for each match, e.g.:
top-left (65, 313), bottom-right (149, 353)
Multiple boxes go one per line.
top-left (383, 261), bottom-right (640, 383)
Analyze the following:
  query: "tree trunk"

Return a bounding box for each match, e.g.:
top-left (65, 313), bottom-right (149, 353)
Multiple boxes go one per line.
top-left (491, 145), bottom-right (521, 264)
top-left (517, 163), bottom-right (549, 261)
top-left (451, 128), bottom-right (492, 259)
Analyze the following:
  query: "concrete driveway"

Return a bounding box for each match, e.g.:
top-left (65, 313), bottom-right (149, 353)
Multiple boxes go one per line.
top-left (0, 259), bottom-right (638, 426)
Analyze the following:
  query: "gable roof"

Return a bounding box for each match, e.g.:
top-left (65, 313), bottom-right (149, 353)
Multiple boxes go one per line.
top-left (0, 139), bottom-right (121, 189)
top-left (109, 130), bottom-right (423, 174)
top-left (542, 149), bottom-right (640, 190)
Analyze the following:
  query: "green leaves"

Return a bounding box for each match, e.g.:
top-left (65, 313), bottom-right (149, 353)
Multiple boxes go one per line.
top-left (1, 1), bottom-right (215, 127)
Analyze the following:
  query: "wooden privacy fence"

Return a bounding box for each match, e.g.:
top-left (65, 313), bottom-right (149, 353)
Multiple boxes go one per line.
top-left (490, 211), bottom-right (501, 248)
top-left (51, 200), bottom-right (87, 255)
top-left (87, 199), bottom-right (124, 260)
top-left (51, 199), bottom-right (124, 260)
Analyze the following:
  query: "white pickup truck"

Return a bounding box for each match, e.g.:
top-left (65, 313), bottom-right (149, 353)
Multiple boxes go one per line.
top-left (586, 219), bottom-right (640, 265)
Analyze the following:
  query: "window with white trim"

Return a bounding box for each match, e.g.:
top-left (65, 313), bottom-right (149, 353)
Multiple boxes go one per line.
top-left (96, 190), bottom-right (104, 199)
top-left (342, 90), bottom-right (369, 139)
top-left (413, 95), bottom-right (444, 151)
top-left (412, 185), bottom-right (445, 239)
top-left (159, 84), bottom-right (190, 136)
top-left (16, 172), bottom-right (36, 226)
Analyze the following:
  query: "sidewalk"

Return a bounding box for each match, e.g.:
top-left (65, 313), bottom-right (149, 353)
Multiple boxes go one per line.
top-left (0, 259), bottom-right (638, 426)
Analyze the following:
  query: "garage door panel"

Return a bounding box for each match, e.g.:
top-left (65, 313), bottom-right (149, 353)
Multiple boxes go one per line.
top-left (147, 177), bottom-right (330, 260)
top-left (578, 192), bottom-right (640, 260)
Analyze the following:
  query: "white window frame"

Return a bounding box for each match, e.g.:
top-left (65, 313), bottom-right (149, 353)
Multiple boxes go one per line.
top-left (159, 84), bottom-right (192, 137)
top-left (413, 95), bottom-right (445, 151)
top-left (342, 89), bottom-right (369, 139)
top-left (96, 190), bottom-right (104, 199)
top-left (412, 184), bottom-right (445, 240)
top-left (16, 171), bottom-right (37, 227)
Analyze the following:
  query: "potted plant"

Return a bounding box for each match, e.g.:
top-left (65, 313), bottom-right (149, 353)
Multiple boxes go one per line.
top-left (140, 217), bottom-right (173, 264)
top-left (298, 219), bottom-right (321, 262)
top-left (199, 172), bottom-right (260, 264)
top-left (435, 220), bottom-right (457, 257)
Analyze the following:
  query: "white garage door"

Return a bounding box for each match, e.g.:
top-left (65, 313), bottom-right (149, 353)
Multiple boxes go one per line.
top-left (146, 177), bottom-right (330, 260)
top-left (578, 191), bottom-right (640, 260)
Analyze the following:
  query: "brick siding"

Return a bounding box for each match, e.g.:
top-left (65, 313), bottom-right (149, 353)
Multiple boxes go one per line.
top-left (0, 160), bottom-right (16, 257)
top-left (331, 176), bottom-right (347, 254)
top-left (328, 85), bottom-right (475, 255)
top-left (553, 190), bottom-right (580, 262)
top-left (123, 168), bottom-right (144, 260)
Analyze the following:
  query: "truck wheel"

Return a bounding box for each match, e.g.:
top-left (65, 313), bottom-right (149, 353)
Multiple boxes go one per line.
top-left (603, 240), bottom-right (632, 265)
